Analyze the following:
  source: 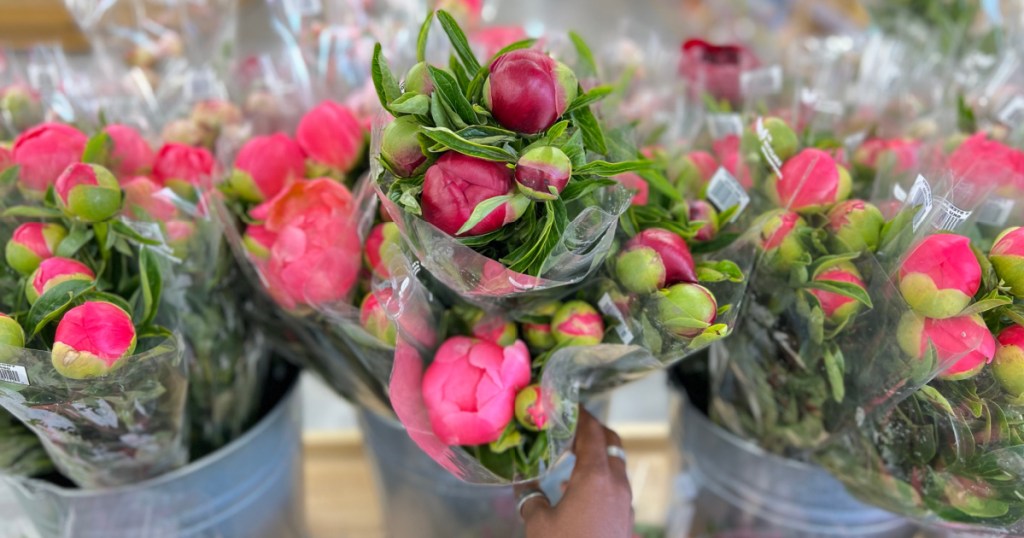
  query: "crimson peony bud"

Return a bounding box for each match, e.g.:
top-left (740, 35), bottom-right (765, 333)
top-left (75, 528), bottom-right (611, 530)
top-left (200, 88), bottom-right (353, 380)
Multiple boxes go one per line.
top-left (827, 199), bottom-right (885, 253)
top-left (26, 257), bottom-right (95, 304)
top-left (515, 146), bottom-right (572, 201)
top-left (122, 176), bottom-right (178, 222)
top-left (774, 148), bottom-right (850, 213)
top-left (229, 133), bottom-right (306, 202)
top-left (421, 152), bottom-right (522, 236)
top-left (614, 172), bottom-right (649, 206)
top-left (809, 263), bottom-right (867, 325)
top-left (551, 300), bottom-right (604, 346)
top-left (12, 123), bottom-right (87, 195)
top-left (484, 49), bottom-right (578, 134)
top-left (993, 325), bottom-right (1024, 397)
top-left (897, 312), bottom-right (995, 381)
top-left (297, 100), bottom-right (365, 175)
top-left (360, 292), bottom-right (397, 346)
top-left (689, 200), bottom-right (719, 242)
top-left (655, 283), bottom-right (718, 338)
top-left (51, 301), bottom-right (137, 380)
top-left (243, 224), bottom-right (276, 260)
top-left (0, 313), bottom-right (25, 348)
top-left (758, 210), bottom-right (805, 270)
top-left (5, 222), bottom-right (67, 275)
top-left (54, 163), bottom-right (123, 223)
top-left (381, 116), bottom-right (428, 178)
top-left (990, 227), bottom-right (1024, 299)
top-left (364, 222), bottom-right (401, 278)
top-left (522, 302), bottom-right (560, 351)
top-left (899, 234), bottom-right (981, 319)
top-left (403, 62), bottom-right (434, 95)
top-left (153, 143), bottom-right (216, 197)
top-left (624, 228), bottom-right (698, 286)
top-left (103, 124), bottom-right (154, 178)
top-left (514, 385), bottom-right (549, 432)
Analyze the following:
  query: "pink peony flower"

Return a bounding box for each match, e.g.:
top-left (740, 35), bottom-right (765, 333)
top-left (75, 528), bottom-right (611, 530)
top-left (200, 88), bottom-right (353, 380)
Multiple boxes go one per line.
top-left (296, 100), bottom-right (365, 175)
top-left (809, 263), bottom-right (866, 324)
top-left (515, 146), bottom-right (573, 201)
top-left (360, 291), bottom-right (397, 346)
top-left (514, 384), bottom-right (549, 431)
top-left (230, 133), bottom-right (306, 202)
top-left (614, 172), bottom-right (650, 206)
top-left (853, 138), bottom-right (921, 174)
top-left (551, 300), bottom-right (605, 346)
top-left (54, 163), bottom-right (122, 223)
top-left (4, 222), bottom-right (66, 275)
top-left (421, 152), bottom-right (521, 236)
top-left (679, 39), bottom-right (759, 106)
top-left (103, 124), bottom-right (154, 178)
top-left (243, 223), bottom-right (276, 260)
top-left (363, 222), bottom-right (400, 278)
top-left (688, 200), bottom-right (719, 242)
top-left (897, 312), bottom-right (995, 380)
top-left (991, 227), bottom-right (1024, 298)
top-left (422, 337), bottom-right (532, 446)
top-left (682, 151), bottom-right (719, 186)
top-left (899, 234), bottom-right (981, 319)
top-left (0, 146), bottom-right (13, 172)
top-left (380, 116), bottom-right (428, 178)
top-left (827, 199), bottom-right (885, 253)
top-left (52, 301), bottom-right (137, 379)
top-left (122, 176), bottom-right (178, 221)
top-left (711, 134), bottom-right (752, 189)
top-left (484, 49), bottom-right (578, 134)
top-left (775, 148), bottom-right (850, 213)
top-left (994, 325), bottom-right (1024, 396)
top-left (27, 257), bottom-right (95, 303)
top-left (948, 133), bottom-right (1024, 191)
top-left (152, 143), bottom-right (216, 193)
top-left (12, 123), bottom-right (87, 194)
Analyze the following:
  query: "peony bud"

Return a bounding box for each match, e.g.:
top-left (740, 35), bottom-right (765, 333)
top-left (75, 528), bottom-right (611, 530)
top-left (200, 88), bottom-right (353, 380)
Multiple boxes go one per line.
top-left (827, 199), bottom-right (885, 253)
top-left (122, 177), bottom-right (178, 222)
top-left (243, 224), bottom-right (276, 260)
top-left (421, 152), bottom-right (520, 236)
top-left (403, 62), bottom-right (434, 95)
top-left (54, 163), bottom-right (122, 223)
top-left (161, 119), bottom-right (204, 146)
top-left (0, 314), bottom-right (25, 348)
top-left (615, 246), bottom-right (666, 294)
top-left (809, 263), bottom-right (867, 325)
top-left (514, 385), bottom-right (549, 431)
top-left (297, 100), bottom-right (366, 175)
top-left (190, 100), bottom-right (243, 133)
top-left (614, 172), bottom-right (649, 206)
top-left (758, 210), bottom-right (806, 270)
top-left (5, 222), bottom-right (67, 275)
top-left (229, 133), bottom-right (306, 202)
top-left (774, 148), bottom-right (850, 213)
top-left (0, 85), bottom-right (43, 132)
top-left (689, 200), bottom-right (719, 242)
top-left (12, 123), bottom-right (87, 194)
top-left (990, 227), bottom-right (1024, 299)
top-left (153, 143), bottom-right (216, 197)
top-left (381, 116), bottom-right (428, 178)
top-left (470, 312), bottom-right (518, 347)
top-left (484, 49), bottom-right (578, 134)
top-left (52, 302), bottom-right (137, 380)
top-left (624, 228), bottom-right (698, 286)
top-left (26, 257), bottom-right (95, 304)
top-left (359, 292), bottom-right (397, 346)
top-left (0, 146), bottom-right (12, 173)
top-left (522, 302), bottom-right (560, 351)
top-left (993, 325), bottom-right (1024, 397)
top-left (364, 222), bottom-right (401, 278)
top-left (712, 134), bottom-right (753, 189)
top-left (675, 151), bottom-right (718, 190)
top-left (551, 300), bottom-right (605, 346)
top-left (897, 312), bottom-right (995, 381)
top-left (853, 138), bottom-right (921, 174)
top-left (103, 124), bottom-right (154, 178)
top-left (759, 117), bottom-right (799, 162)
top-left (515, 146), bottom-right (572, 201)
top-left (679, 39), bottom-right (758, 106)
top-left (655, 283), bottom-right (718, 338)
top-left (899, 234), bottom-right (981, 319)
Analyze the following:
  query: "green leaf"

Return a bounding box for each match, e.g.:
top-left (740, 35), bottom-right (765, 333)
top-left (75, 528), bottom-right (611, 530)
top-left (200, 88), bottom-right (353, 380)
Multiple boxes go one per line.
top-left (802, 280), bottom-right (873, 309)
top-left (81, 132), bottom-right (112, 165)
top-left (138, 248), bottom-right (163, 326)
top-left (1, 206), bottom-right (62, 219)
top-left (436, 10), bottom-right (482, 75)
top-left (568, 31), bottom-right (598, 77)
top-left (449, 54), bottom-right (470, 89)
top-left (916, 385), bottom-right (954, 414)
top-left (111, 220), bottom-right (162, 246)
top-left (454, 125), bottom-right (518, 146)
top-left (571, 106), bottom-right (607, 155)
top-left (544, 120), bottom-right (570, 143)
top-left (55, 226), bottom-right (94, 258)
top-left (565, 85), bottom-right (613, 115)
top-left (960, 296), bottom-right (1013, 317)
top-left (824, 346), bottom-right (845, 403)
top-left (689, 323), bottom-right (730, 348)
top-left (428, 66), bottom-right (478, 125)
top-left (488, 39), bottom-right (537, 63)
top-left (456, 194), bottom-right (514, 236)
top-left (639, 169), bottom-right (684, 203)
top-left (696, 260), bottom-right (744, 283)
top-left (957, 93), bottom-right (977, 134)
top-left (82, 290), bottom-right (133, 314)
top-left (416, 11), bottom-right (434, 62)
top-left (465, 65), bottom-right (489, 102)
top-left (0, 165), bottom-right (19, 190)
top-left (371, 44), bottom-right (402, 111)
top-left (421, 127), bottom-right (517, 162)
top-left (26, 280), bottom-right (96, 338)
top-left (389, 92), bottom-right (431, 116)
top-left (810, 252), bottom-right (861, 276)
top-left (560, 177), bottom-right (616, 202)
top-left (430, 91), bottom-right (453, 130)
top-left (575, 159), bottom-right (653, 176)
top-left (561, 129), bottom-right (586, 167)
top-left (690, 232), bottom-right (740, 255)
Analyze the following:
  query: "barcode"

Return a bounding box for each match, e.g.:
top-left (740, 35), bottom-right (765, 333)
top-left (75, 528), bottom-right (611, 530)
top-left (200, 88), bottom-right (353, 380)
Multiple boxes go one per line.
top-left (904, 175), bottom-right (933, 231)
top-left (975, 197), bottom-right (1015, 226)
top-left (707, 114), bottom-right (743, 139)
top-left (932, 198), bottom-right (973, 231)
top-left (598, 293), bottom-right (634, 344)
top-left (706, 167), bottom-right (750, 221)
top-left (740, 65), bottom-right (782, 98)
top-left (0, 364), bottom-right (29, 386)
top-left (998, 95), bottom-right (1024, 126)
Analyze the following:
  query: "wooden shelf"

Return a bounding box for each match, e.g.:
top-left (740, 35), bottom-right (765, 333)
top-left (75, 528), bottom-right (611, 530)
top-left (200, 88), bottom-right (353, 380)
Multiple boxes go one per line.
top-left (0, 0), bottom-right (88, 52)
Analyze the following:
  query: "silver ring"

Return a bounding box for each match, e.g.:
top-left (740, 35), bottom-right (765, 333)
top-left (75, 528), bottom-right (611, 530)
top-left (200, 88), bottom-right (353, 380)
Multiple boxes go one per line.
top-left (516, 489), bottom-right (548, 517)
top-left (607, 445), bottom-right (627, 463)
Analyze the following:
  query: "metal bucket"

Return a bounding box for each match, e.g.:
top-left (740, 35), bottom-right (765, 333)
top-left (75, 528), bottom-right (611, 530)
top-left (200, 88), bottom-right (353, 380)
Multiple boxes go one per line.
top-left (2, 374), bottom-right (306, 538)
top-left (668, 393), bottom-right (915, 538)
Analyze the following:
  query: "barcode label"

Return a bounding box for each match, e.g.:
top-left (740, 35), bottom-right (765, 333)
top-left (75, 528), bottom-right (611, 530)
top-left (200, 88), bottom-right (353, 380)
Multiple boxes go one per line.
top-left (755, 117), bottom-right (783, 179)
top-left (933, 198), bottom-right (973, 231)
top-left (706, 167), bottom-right (750, 221)
top-left (975, 197), bottom-right (1015, 226)
top-left (598, 293), bottom-right (634, 344)
top-left (0, 364), bottom-right (29, 386)
top-left (997, 95), bottom-right (1024, 127)
top-left (740, 65), bottom-right (782, 98)
top-left (707, 113), bottom-right (743, 139)
top-left (901, 175), bottom-right (933, 231)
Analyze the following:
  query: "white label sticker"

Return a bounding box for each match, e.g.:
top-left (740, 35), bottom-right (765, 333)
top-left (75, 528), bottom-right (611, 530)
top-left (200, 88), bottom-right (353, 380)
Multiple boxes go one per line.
top-left (755, 117), bottom-right (783, 179)
top-left (933, 198), bottom-right (973, 231)
top-left (740, 65), bottom-right (783, 98)
top-left (706, 167), bottom-right (750, 221)
top-left (903, 175), bottom-right (933, 231)
top-left (998, 95), bottom-right (1024, 127)
top-left (706, 113), bottom-right (743, 140)
top-left (598, 293), bottom-right (634, 345)
top-left (0, 364), bottom-right (29, 386)
top-left (976, 197), bottom-right (1016, 227)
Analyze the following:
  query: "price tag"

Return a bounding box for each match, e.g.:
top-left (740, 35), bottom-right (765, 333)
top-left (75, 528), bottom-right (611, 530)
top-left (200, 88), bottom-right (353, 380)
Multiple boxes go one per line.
top-left (976, 197), bottom-right (1015, 227)
top-left (706, 167), bottom-right (750, 221)
top-left (598, 293), bottom-right (633, 345)
top-left (706, 113), bottom-right (743, 140)
top-left (0, 364), bottom-right (29, 386)
top-left (740, 65), bottom-right (782, 98)
top-left (755, 117), bottom-right (783, 179)
top-left (900, 175), bottom-right (933, 231)
top-left (933, 198), bottom-right (973, 231)
top-left (997, 95), bottom-right (1024, 127)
